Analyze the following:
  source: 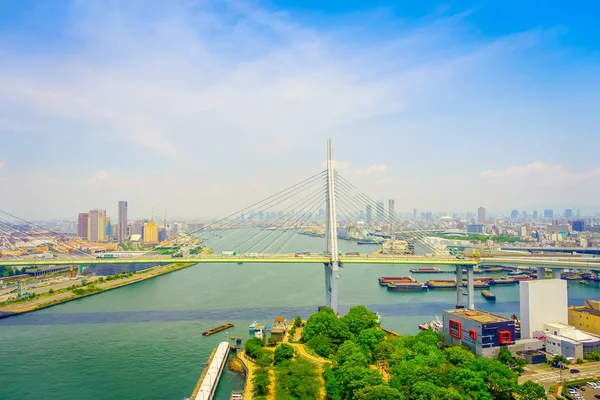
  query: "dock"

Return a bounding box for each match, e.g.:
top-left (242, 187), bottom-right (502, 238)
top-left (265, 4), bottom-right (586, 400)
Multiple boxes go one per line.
top-left (190, 341), bottom-right (230, 400)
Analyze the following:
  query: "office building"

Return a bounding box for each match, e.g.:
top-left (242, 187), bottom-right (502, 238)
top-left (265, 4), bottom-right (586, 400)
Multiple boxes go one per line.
top-left (87, 209), bottom-right (106, 242)
top-left (366, 205), bottom-right (372, 225)
top-left (569, 300), bottom-right (600, 335)
top-left (532, 210), bottom-right (538, 220)
top-left (511, 210), bottom-right (518, 219)
top-left (132, 220), bottom-right (145, 237)
top-left (143, 221), bottom-right (159, 244)
top-left (118, 201), bottom-right (128, 243)
top-left (467, 224), bottom-right (485, 234)
top-left (544, 209), bottom-right (554, 219)
top-left (543, 322), bottom-right (600, 359)
top-left (105, 217), bottom-right (111, 237)
top-left (573, 220), bottom-right (586, 232)
top-left (477, 207), bottom-right (486, 224)
top-left (388, 199), bottom-right (395, 220)
top-left (443, 308), bottom-right (517, 357)
top-left (565, 209), bottom-right (573, 219)
top-left (520, 279), bottom-right (568, 339)
top-left (77, 213), bottom-right (88, 239)
top-left (413, 208), bottom-right (417, 218)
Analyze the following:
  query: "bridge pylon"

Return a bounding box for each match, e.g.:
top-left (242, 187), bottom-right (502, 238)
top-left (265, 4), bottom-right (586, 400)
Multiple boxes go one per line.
top-left (324, 139), bottom-right (340, 314)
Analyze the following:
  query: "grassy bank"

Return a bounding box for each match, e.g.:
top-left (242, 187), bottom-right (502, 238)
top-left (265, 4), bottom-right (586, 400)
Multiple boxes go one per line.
top-left (0, 262), bottom-right (195, 318)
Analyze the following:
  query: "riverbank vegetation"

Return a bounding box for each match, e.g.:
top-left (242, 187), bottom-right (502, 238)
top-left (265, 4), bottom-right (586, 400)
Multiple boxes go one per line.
top-left (298, 306), bottom-right (546, 400)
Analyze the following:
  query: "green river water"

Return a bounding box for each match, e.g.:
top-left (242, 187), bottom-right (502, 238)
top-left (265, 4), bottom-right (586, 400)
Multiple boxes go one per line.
top-left (1, 233), bottom-right (598, 399)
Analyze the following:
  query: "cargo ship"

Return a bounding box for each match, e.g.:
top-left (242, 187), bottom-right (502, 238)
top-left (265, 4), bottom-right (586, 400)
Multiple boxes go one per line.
top-left (505, 275), bottom-right (532, 282)
top-left (378, 276), bottom-right (415, 286)
top-left (481, 266), bottom-right (503, 272)
top-left (426, 279), bottom-right (456, 289)
top-left (203, 323), bottom-right (234, 336)
top-left (490, 278), bottom-right (517, 286)
top-left (481, 290), bottom-right (496, 300)
top-left (461, 281), bottom-right (490, 289)
top-left (386, 281), bottom-right (427, 291)
top-left (508, 269), bottom-right (529, 276)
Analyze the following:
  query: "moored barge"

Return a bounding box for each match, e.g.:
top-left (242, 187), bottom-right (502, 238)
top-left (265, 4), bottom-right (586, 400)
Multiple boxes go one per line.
top-left (202, 323), bottom-right (234, 336)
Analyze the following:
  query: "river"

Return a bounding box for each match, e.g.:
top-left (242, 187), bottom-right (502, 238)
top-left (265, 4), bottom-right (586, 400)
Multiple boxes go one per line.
top-left (1, 233), bottom-right (598, 399)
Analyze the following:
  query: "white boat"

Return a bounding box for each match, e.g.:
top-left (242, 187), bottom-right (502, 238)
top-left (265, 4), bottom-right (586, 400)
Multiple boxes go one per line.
top-left (418, 316), bottom-right (443, 332)
top-left (255, 330), bottom-right (263, 339)
top-left (375, 312), bottom-right (381, 324)
top-left (249, 321), bottom-right (257, 332)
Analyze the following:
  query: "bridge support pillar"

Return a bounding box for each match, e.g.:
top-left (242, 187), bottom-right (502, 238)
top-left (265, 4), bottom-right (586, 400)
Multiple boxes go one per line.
top-left (552, 269), bottom-right (562, 279)
top-left (455, 264), bottom-right (464, 308)
top-left (324, 262), bottom-right (339, 312)
top-left (467, 265), bottom-right (475, 310)
top-left (537, 267), bottom-right (545, 280)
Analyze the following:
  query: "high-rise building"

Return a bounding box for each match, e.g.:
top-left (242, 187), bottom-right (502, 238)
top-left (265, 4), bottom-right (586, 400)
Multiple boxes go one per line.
top-left (413, 208), bottom-right (417, 218)
top-left (132, 219), bottom-right (145, 236)
top-left (532, 210), bottom-right (538, 219)
top-left (565, 209), bottom-right (573, 219)
top-left (143, 221), bottom-right (159, 244)
top-left (77, 213), bottom-right (89, 239)
top-left (477, 207), bottom-right (486, 224)
top-left (376, 201), bottom-right (385, 222)
top-left (573, 220), bottom-right (586, 232)
top-left (366, 205), bottom-right (372, 225)
top-left (544, 209), bottom-right (554, 219)
top-left (105, 217), bottom-right (111, 237)
top-left (511, 210), bottom-right (518, 219)
top-left (388, 199), bottom-right (395, 219)
top-left (87, 209), bottom-right (106, 242)
top-left (118, 201), bottom-right (128, 243)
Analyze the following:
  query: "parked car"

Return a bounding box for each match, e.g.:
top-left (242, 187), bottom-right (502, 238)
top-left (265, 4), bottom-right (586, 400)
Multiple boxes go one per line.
top-left (594, 394), bottom-right (600, 399)
top-left (570, 368), bottom-right (580, 373)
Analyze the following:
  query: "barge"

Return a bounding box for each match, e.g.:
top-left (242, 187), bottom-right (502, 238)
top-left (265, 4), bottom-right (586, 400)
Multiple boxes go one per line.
top-left (481, 290), bottom-right (496, 300)
top-left (410, 267), bottom-right (444, 273)
top-left (378, 276), bottom-right (415, 286)
top-left (203, 323), bottom-right (234, 336)
top-left (490, 278), bottom-right (517, 286)
top-left (386, 281), bottom-right (427, 291)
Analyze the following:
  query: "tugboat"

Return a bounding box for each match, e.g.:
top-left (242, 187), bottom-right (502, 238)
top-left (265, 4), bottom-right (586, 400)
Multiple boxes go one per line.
top-left (580, 280), bottom-right (589, 285)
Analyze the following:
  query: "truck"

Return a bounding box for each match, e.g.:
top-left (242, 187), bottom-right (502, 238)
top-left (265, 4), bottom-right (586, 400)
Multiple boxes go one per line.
top-left (221, 251), bottom-right (237, 256)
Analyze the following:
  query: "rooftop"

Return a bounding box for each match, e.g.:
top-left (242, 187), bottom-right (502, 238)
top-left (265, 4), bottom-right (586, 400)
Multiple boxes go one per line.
top-left (445, 308), bottom-right (510, 323)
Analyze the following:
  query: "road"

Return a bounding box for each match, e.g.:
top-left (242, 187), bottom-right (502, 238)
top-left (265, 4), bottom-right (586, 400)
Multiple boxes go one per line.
top-left (520, 362), bottom-right (600, 399)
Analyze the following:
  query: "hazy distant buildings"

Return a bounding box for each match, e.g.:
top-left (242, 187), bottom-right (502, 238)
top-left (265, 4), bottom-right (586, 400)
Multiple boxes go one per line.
top-left (565, 209), bottom-right (573, 219)
top-left (467, 224), bottom-right (485, 234)
top-left (544, 209), bottom-right (554, 219)
top-left (511, 210), bottom-right (519, 219)
top-left (477, 207), bottom-right (486, 224)
top-left (413, 208), bottom-right (417, 218)
top-left (77, 213), bottom-right (88, 239)
top-left (87, 209), bottom-right (106, 242)
top-left (118, 201), bottom-right (128, 243)
top-left (366, 205), bottom-right (372, 225)
top-left (105, 217), bottom-right (111, 237)
top-left (132, 220), bottom-right (145, 237)
top-left (532, 210), bottom-right (538, 219)
top-left (388, 199), bottom-right (395, 219)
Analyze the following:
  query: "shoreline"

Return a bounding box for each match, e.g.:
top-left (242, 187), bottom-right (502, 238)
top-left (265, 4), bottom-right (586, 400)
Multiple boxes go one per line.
top-left (0, 262), bottom-right (196, 319)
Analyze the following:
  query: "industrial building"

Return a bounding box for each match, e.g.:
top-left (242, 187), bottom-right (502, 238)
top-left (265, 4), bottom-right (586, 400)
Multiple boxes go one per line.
top-left (542, 322), bottom-right (600, 360)
top-left (569, 300), bottom-right (600, 335)
top-left (520, 279), bottom-right (568, 339)
top-left (443, 308), bottom-right (517, 357)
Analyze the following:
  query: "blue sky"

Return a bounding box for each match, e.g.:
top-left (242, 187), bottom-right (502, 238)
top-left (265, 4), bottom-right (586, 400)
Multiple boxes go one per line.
top-left (0, 0), bottom-right (599, 220)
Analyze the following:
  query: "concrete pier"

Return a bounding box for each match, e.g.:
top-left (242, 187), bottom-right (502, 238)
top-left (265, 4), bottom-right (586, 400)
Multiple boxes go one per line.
top-left (190, 341), bottom-right (230, 400)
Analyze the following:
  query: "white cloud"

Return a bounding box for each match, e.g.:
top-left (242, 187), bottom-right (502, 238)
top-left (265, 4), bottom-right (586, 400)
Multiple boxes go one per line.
top-left (357, 165), bottom-right (388, 175)
top-left (377, 177), bottom-right (393, 184)
top-left (0, 161), bottom-right (5, 169)
top-left (90, 170), bottom-right (110, 181)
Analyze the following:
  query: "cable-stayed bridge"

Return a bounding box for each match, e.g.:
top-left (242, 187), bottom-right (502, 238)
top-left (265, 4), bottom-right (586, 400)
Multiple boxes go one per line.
top-left (2, 140), bottom-right (600, 312)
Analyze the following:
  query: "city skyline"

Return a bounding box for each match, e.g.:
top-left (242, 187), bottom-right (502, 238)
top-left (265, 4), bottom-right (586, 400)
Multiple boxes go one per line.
top-left (1, 1), bottom-right (600, 219)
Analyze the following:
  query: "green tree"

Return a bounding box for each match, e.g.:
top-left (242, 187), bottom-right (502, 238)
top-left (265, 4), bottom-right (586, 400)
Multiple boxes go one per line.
top-left (252, 367), bottom-right (271, 396)
top-left (293, 316), bottom-right (302, 327)
top-left (355, 385), bottom-right (405, 400)
top-left (245, 337), bottom-right (264, 359)
top-left (335, 365), bottom-right (383, 400)
top-left (414, 330), bottom-right (444, 346)
top-left (448, 368), bottom-right (492, 400)
top-left (336, 340), bottom-right (368, 367)
top-left (306, 334), bottom-right (333, 357)
top-left (549, 355), bottom-right (568, 366)
top-left (445, 346), bottom-right (475, 366)
top-left (324, 365), bottom-right (341, 400)
top-left (267, 335), bottom-right (279, 347)
top-left (467, 357), bottom-right (518, 399)
top-left (576, 358), bottom-right (584, 365)
top-left (301, 307), bottom-right (353, 350)
top-left (274, 344), bottom-right (295, 365)
top-left (516, 381), bottom-right (547, 400)
top-left (356, 328), bottom-right (385, 361)
top-left (341, 305), bottom-right (377, 336)
top-left (48, 288), bottom-right (54, 294)
top-left (586, 352), bottom-right (600, 361)
top-left (275, 358), bottom-right (320, 399)
top-left (255, 351), bottom-right (273, 367)
top-left (497, 348), bottom-right (527, 374)
top-left (410, 381), bottom-right (442, 400)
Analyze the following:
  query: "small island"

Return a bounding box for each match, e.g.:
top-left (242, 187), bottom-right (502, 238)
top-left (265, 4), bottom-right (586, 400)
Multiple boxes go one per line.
top-left (238, 306), bottom-right (547, 400)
